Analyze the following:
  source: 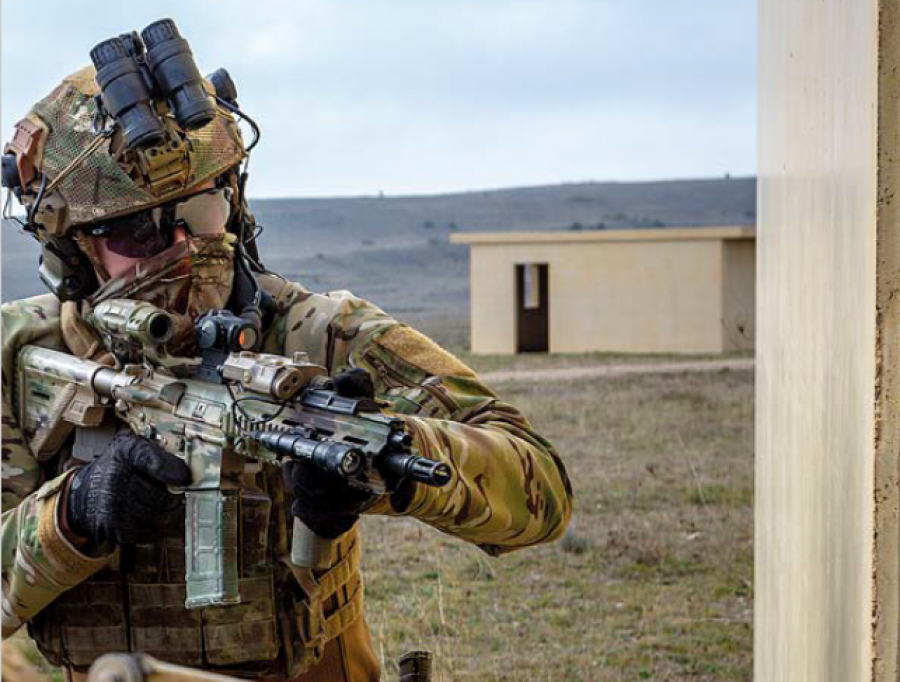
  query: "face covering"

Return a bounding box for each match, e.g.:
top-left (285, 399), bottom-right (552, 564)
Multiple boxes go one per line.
top-left (87, 233), bottom-right (236, 353)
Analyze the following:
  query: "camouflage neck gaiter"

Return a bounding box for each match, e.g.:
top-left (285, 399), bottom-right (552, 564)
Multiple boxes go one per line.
top-left (87, 233), bottom-right (236, 354)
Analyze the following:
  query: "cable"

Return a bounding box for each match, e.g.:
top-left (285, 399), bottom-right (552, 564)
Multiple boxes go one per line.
top-left (25, 174), bottom-right (47, 231)
top-left (215, 97), bottom-right (269, 277)
top-left (215, 99), bottom-right (264, 270)
top-left (241, 234), bottom-right (264, 270)
top-left (216, 96), bottom-right (261, 151)
top-left (226, 382), bottom-right (289, 435)
top-left (2, 189), bottom-right (26, 230)
top-left (251, 222), bottom-right (265, 242)
top-left (239, 215), bottom-right (264, 249)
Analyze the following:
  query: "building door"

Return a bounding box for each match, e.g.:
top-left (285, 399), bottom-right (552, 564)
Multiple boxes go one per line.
top-left (515, 263), bottom-right (549, 353)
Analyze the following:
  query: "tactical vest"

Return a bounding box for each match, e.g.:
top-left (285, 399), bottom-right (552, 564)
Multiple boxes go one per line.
top-left (29, 450), bottom-right (364, 677)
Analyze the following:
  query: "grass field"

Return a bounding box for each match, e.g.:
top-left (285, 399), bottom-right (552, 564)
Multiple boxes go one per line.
top-left (364, 365), bottom-right (754, 681)
top-left (11, 360), bottom-right (753, 682)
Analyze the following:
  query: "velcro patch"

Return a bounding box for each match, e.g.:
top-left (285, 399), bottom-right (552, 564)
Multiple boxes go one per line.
top-left (376, 326), bottom-right (476, 379)
top-left (4, 117), bottom-right (44, 186)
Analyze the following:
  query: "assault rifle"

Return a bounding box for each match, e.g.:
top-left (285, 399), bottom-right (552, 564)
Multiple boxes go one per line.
top-left (16, 299), bottom-right (450, 609)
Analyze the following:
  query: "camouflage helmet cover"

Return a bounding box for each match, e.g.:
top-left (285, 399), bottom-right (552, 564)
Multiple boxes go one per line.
top-left (6, 65), bottom-right (246, 237)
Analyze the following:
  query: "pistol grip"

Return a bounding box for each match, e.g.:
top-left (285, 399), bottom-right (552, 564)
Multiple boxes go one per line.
top-left (291, 517), bottom-right (337, 570)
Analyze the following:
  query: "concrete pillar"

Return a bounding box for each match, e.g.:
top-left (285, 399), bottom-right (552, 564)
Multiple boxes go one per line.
top-left (756, 1), bottom-right (900, 681)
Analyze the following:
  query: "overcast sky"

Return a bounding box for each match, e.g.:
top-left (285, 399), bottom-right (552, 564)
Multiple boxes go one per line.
top-left (1, 0), bottom-right (756, 198)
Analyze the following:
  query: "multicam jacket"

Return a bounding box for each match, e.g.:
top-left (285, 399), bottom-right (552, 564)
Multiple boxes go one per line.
top-left (1, 272), bottom-right (573, 680)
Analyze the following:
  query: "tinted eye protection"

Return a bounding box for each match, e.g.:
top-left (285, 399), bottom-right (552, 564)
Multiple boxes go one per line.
top-left (86, 209), bottom-right (171, 258)
top-left (84, 189), bottom-right (230, 258)
top-left (173, 188), bottom-right (231, 235)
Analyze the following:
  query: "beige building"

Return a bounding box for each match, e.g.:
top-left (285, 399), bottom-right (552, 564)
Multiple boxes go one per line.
top-left (451, 226), bottom-right (755, 355)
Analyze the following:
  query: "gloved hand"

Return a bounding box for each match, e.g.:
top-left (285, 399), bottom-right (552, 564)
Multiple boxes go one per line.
top-left (283, 367), bottom-right (381, 539)
top-left (65, 432), bottom-right (192, 549)
top-left (331, 367), bottom-right (376, 401)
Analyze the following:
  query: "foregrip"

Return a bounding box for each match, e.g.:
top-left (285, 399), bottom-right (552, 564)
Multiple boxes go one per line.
top-left (291, 517), bottom-right (336, 570)
top-left (251, 430), bottom-right (361, 568)
top-left (251, 429), bottom-right (452, 570)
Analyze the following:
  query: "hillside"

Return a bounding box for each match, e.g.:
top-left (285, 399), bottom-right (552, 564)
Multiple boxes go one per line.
top-left (2, 176), bottom-right (756, 344)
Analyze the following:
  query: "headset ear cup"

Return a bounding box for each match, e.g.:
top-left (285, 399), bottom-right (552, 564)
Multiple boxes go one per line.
top-left (38, 237), bottom-right (98, 301)
top-left (1, 153), bottom-right (21, 191)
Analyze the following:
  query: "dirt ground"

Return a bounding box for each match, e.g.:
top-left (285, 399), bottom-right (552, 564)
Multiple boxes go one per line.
top-left (476, 357), bottom-right (754, 384)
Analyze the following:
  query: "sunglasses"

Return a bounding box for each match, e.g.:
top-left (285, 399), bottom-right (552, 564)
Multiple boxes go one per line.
top-left (84, 188), bottom-right (232, 258)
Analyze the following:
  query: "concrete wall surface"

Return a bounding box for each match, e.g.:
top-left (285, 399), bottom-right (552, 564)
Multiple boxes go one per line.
top-left (468, 246), bottom-right (516, 354)
top-left (549, 238), bottom-right (723, 354)
top-left (756, 0), bottom-right (900, 680)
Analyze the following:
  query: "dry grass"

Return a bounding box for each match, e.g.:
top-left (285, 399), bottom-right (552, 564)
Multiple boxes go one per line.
top-left (363, 368), bottom-right (754, 681)
top-left (11, 366), bottom-right (753, 682)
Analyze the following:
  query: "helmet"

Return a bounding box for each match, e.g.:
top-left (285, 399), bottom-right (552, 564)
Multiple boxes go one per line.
top-left (4, 64), bottom-right (246, 239)
top-left (2, 19), bottom-right (260, 304)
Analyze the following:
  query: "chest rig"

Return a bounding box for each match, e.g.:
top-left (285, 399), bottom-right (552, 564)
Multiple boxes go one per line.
top-left (29, 277), bottom-right (366, 676)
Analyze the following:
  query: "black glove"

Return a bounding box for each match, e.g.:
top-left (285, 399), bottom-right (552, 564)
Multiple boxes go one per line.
top-left (332, 367), bottom-right (375, 401)
top-left (283, 367), bottom-right (380, 539)
top-left (66, 432), bottom-right (192, 548)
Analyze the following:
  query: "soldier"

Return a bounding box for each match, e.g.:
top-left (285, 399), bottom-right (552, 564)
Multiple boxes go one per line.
top-left (0, 20), bottom-right (573, 682)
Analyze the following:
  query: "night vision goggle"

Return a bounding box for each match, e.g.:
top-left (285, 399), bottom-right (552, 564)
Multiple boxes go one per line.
top-left (91, 19), bottom-right (216, 149)
top-left (1, 18), bottom-right (242, 200)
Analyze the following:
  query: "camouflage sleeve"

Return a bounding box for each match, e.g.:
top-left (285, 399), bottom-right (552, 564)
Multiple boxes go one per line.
top-left (2, 393), bottom-right (41, 510)
top-left (1, 296), bottom-right (110, 638)
top-left (1, 296), bottom-right (66, 508)
top-left (270, 284), bottom-right (573, 555)
top-left (1, 472), bottom-right (109, 637)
